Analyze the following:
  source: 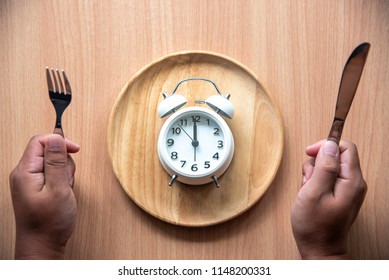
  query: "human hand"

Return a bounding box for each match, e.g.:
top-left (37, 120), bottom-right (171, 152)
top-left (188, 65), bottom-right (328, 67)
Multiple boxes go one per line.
top-left (291, 140), bottom-right (367, 259)
top-left (9, 134), bottom-right (80, 259)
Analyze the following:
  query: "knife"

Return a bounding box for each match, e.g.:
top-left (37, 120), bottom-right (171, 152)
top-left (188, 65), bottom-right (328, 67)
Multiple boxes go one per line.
top-left (327, 42), bottom-right (370, 144)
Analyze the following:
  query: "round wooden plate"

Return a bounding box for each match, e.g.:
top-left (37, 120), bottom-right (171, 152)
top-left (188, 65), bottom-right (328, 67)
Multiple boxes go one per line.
top-left (107, 51), bottom-right (284, 227)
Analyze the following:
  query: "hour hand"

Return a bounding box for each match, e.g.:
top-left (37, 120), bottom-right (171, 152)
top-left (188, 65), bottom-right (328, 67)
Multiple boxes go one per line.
top-left (192, 122), bottom-right (199, 147)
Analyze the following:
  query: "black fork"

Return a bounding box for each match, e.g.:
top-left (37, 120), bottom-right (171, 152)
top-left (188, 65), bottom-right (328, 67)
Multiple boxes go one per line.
top-left (46, 67), bottom-right (72, 137)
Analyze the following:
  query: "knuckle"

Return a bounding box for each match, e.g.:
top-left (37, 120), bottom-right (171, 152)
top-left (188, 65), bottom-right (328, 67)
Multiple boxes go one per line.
top-left (348, 142), bottom-right (358, 155)
top-left (340, 140), bottom-right (358, 153)
top-left (46, 155), bottom-right (68, 168)
top-left (29, 134), bottom-right (43, 144)
top-left (345, 175), bottom-right (368, 202)
top-left (357, 177), bottom-right (368, 194)
top-left (30, 135), bottom-right (40, 142)
top-left (9, 166), bottom-right (26, 190)
top-left (9, 167), bottom-right (18, 185)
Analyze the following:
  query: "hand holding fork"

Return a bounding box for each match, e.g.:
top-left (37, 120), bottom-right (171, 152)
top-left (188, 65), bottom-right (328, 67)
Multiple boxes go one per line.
top-left (9, 68), bottom-right (77, 259)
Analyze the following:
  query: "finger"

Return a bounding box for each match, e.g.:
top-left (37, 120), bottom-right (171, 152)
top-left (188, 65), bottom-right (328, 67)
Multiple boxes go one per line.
top-left (17, 135), bottom-right (45, 173)
top-left (305, 140), bottom-right (326, 157)
top-left (338, 141), bottom-right (364, 173)
top-left (302, 157), bottom-right (315, 184)
top-left (38, 135), bottom-right (79, 154)
top-left (43, 134), bottom-right (70, 190)
top-left (67, 155), bottom-right (76, 188)
top-left (64, 138), bottom-right (80, 154)
top-left (19, 133), bottom-right (78, 168)
top-left (334, 141), bottom-right (368, 200)
top-left (308, 140), bottom-right (340, 194)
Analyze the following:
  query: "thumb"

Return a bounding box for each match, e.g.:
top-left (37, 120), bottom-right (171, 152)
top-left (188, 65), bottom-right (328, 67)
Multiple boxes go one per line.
top-left (44, 134), bottom-right (69, 189)
top-left (310, 140), bottom-right (340, 193)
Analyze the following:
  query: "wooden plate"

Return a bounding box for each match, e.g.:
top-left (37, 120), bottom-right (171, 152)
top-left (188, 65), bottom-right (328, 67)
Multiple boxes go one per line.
top-left (107, 51), bottom-right (284, 227)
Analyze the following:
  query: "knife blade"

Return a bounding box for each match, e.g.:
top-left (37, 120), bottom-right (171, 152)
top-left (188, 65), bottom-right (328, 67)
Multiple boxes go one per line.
top-left (327, 42), bottom-right (370, 144)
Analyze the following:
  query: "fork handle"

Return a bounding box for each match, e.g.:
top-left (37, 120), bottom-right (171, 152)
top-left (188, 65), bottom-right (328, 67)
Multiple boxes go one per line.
top-left (53, 127), bottom-right (64, 138)
top-left (54, 112), bottom-right (64, 137)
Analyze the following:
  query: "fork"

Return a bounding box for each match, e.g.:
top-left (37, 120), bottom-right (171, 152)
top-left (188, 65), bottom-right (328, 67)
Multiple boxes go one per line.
top-left (46, 67), bottom-right (72, 137)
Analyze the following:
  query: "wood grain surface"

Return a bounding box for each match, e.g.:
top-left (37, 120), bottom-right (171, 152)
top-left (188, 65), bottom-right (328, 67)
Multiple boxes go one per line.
top-left (1, 0), bottom-right (388, 259)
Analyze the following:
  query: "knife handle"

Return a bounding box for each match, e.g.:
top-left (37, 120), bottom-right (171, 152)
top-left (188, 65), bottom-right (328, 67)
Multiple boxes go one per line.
top-left (328, 119), bottom-right (345, 145)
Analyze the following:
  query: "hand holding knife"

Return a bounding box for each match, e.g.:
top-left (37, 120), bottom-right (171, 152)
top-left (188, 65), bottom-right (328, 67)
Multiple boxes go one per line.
top-left (292, 42), bottom-right (370, 260)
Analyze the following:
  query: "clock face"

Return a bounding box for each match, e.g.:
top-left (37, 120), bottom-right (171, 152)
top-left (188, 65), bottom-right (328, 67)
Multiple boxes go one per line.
top-left (158, 107), bottom-right (234, 185)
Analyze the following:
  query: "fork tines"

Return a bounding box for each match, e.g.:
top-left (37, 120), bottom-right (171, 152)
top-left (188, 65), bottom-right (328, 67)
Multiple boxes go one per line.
top-left (46, 67), bottom-right (72, 95)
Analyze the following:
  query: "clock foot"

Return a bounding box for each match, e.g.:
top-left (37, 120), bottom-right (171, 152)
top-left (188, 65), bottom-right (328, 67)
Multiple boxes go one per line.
top-left (211, 176), bottom-right (220, 188)
top-left (168, 174), bottom-right (178, 187)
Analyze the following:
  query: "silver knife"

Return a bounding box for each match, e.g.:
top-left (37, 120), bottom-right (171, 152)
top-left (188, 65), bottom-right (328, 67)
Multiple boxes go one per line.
top-left (328, 42), bottom-right (370, 144)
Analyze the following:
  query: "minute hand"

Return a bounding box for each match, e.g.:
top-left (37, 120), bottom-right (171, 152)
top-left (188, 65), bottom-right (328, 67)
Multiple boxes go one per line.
top-left (192, 122), bottom-right (199, 161)
top-left (192, 122), bottom-right (199, 147)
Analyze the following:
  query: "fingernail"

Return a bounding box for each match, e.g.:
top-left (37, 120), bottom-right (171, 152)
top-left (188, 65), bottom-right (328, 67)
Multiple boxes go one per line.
top-left (47, 135), bottom-right (64, 152)
top-left (323, 140), bottom-right (338, 157)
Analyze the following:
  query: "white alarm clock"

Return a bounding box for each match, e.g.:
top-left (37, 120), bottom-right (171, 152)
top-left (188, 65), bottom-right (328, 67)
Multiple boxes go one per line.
top-left (157, 78), bottom-right (234, 187)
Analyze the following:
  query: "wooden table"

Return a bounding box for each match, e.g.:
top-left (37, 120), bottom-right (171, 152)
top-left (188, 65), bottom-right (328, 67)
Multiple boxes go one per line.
top-left (1, 0), bottom-right (388, 260)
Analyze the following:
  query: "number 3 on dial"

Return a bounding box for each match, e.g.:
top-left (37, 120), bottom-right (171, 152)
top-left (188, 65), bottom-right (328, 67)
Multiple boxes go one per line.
top-left (158, 107), bottom-right (234, 186)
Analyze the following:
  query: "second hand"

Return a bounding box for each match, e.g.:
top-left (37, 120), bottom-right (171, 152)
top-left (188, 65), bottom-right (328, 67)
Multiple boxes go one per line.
top-left (177, 124), bottom-right (193, 141)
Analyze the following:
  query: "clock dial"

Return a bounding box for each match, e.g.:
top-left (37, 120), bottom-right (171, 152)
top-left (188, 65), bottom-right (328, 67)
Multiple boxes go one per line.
top-left (165, 112), bottom-right (225, 177)
top-left (158, 107), bottom-right (234, 185)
